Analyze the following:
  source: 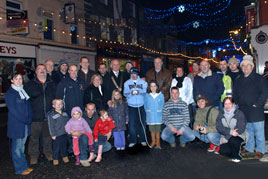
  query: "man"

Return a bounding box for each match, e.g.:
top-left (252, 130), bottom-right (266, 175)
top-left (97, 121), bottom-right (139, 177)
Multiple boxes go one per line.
top-left (97, 63), bottom-right (109, 84)
top-left (24, 64), bottom-right (56, 164)
top-left (161, 87), bottom-right (195, 148)
top-left (78, 56), bottom-right (96, 86)
top-left (233, 55), bottom-right (268, 159)
top-left (146, 56), bottom-right (172, 101)
top-left (193, 60), bottom-right (224, 108)
top-left (56, 64), bottom-right (86, 117)
top-left (187, 61), bottom-right (200, 83)
top-left (124, 67), bottom-right (148, 147)
top-left (123, 60), bottom-right (133, 81)
top-left (227, 56), bottom-right (242, 86)
top-left (53, 59), bottom-right (69, 84)
top-left (45, 59), bottom-right (57, 80)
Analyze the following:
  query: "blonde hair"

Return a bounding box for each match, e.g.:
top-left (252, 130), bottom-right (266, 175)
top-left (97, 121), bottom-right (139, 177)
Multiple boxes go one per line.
top-left (91, 74), bottom-right (103, 84)
top-left (52, 98), bottom-right (64, 105)
top-left (111, 89), bottom-right (123, 107)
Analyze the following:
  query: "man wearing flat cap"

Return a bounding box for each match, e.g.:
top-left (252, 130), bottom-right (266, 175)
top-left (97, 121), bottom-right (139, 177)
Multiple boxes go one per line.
top-left (227, 56), bottom-right (242, 86)
top-left (233, 55), bottom-right (268, 159)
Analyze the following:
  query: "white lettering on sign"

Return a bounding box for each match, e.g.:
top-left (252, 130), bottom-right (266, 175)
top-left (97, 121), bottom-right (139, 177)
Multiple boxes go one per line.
top-left (0, 42), bottom-right (35, 58)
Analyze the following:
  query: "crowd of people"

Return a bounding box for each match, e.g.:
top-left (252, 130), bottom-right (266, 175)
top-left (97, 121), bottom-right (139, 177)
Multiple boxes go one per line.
top-left (4, 55), bottom-right (268, 176)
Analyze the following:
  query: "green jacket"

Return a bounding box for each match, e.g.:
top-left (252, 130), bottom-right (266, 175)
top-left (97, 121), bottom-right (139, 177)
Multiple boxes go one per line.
top-left (221, 74), bottom-right (232, 102)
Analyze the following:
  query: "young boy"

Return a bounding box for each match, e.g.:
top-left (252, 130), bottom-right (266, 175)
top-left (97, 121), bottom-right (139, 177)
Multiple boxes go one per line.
top-left (47, 99), bottom-right (69, 165)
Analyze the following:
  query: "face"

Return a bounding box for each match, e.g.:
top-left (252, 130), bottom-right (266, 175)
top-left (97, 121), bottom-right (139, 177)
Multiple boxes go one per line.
top-left (45, 60), bottom-right (54, 73)
top-left (176, 67), bottom-right (184, 77)
top-left (200, 61), bottom-right (210, 73)
top-left (224, 99), bottom-right (234, 112)
top-left (229, 63), bottom-right (239, 71)
top-left (36, 65), bottom-right (47, 79)
top-left (114, 92), bottom-right (121, 100)
top-left (80, 58), bottom-right (89, 70)
top-left (60, 64), bottom-right (68, 73)
top-left (72, 111), bottom-right (81, 120)
top-left (170, 89), bottom-right (179, 101)
top-left (219, 60), bottom-right (228, 72)
top-left (125, 63), bottom-right (133, 71)
top-left (11, 74), bottom-right (23, 87)
top-left (192, 63), bottom-right (199, 72)
top-left (241, 62), bottom-right (253, 77)
top-left (131, 73), bottom-right (138, 80)
top-left (85, 104), bottom-right (95, 117)
top-left (53, 100), bottom-right (63, 111)
top-left (150, 82), bottom-right (157, 93)
top-left (154, 58), bottom-right (163, 71)
top-left (68, 65), bottom-right (78, 80)
top-left (101, 112), bottom-right (109, 121)
top-left (92, 76), bottom-right (102, 87)
top-left (111, 60), bottom-right (120, 72)
top-left (98, 64), bottom-right (107, 75)
top-left (197, 99), bottom-right (206, 109)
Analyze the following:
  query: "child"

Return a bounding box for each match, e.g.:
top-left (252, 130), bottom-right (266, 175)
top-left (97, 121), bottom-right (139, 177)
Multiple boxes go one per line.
top-left (144, 80), bottom-right (164, 149)
top-left (93, 110), bottom-right (115, 162)
top-left (65, 107), bottom-right (95, 167)
top-left (47, 99), bottom-right (69, 165)
top-left (108, 89), bottom-right (129, 150)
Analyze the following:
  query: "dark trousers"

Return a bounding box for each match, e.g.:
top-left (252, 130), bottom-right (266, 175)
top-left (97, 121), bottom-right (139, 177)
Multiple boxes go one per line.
top-left (52, 134), bottom-right (67, 160)
top-left (219, 136), bottom-right (244, 160)
top-left (128, 106), bottom-right (146, 144)
top-left (188, 104), bottom-right (194, 129)
top-left (28, 121), bottom-right (52, 158)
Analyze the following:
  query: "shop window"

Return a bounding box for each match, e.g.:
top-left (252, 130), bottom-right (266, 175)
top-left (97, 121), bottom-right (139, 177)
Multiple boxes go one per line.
top-left (100, 17), bottom-right (110, 40)
top-left (116, 28), bottom-right (124, 42)
top-left (6, 0), bottom-right (22, 14)
top-left (44, 19), bottom-right (53, 40)
top-left (71, 25), bottom-right (78, 44)
top-left (129, 1), bottom-right (136, 18)
top-left (131, 29), bottom-right (137, 43)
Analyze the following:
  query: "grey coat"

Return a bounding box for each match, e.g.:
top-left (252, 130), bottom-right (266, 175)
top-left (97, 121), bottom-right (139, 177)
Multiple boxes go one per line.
top-left (108, 100), bottom-right (129, 131)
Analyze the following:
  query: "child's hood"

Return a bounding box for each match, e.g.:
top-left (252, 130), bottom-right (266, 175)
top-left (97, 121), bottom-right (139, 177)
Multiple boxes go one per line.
top-left (71, 106), bottom-right (83, 117)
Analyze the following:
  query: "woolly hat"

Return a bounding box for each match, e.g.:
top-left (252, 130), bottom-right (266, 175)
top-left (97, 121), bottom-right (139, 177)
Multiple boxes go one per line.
top-left (240, 55), bottom-right (254, 67)
top-left (196, 94), bottom-right (209, 102)
top-left (58, 59), bottom-right (69, 68)
top-left (130, 67), bottom-right (139, 75)
top-left (125, 60), bottom-right (133, 65)
top-left (71, 106), bottom-right (83, 117)
top-left (228, 56), bottom-right (239, 64)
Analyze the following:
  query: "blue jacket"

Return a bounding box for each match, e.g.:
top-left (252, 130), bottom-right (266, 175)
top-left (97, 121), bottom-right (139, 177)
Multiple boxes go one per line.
top-left (144, 93), bottom-right (164, 125)
top-left (193, 71), bottom-right (224, 107)
top-left (56, 77), bottom-right (86, 117)
top-left (5, 88), bottom-right (32, 139)
top-left (124, 77), bottom-right (148, 107)
top-left (47, 109), bottom-right (69, 137)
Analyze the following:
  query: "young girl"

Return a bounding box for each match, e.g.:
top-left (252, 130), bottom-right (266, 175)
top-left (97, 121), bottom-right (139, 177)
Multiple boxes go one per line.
top-left (65, 107), bottom-right (94, 166)
top-left (93, 110), bottom-right (115, 162)
top-left (108, 89), bottom-right (129, 150)
top-left (144, 80), bottom-right (164, 149)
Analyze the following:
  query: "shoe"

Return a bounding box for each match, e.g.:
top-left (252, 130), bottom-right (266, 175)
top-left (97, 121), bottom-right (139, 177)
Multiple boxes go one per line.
top-left (30, 157), bottom-right (38, 165)
top-left (116, 147), bottom-right (121, 150)
top-left (232, 159), bottom-right (241, 163)
top-left (53, 160), bottom-right (59, 166)
top-left (214, 146), bottom-right (220, 154)
top-left (259, 154), bottom-right (268, 162)
top-left (179, 138), bottom-right (186, 148)
top-left (21, 168), bottom-right (33, 175)
top-left (75, 155), bottom-right (80, 165)
top-left (241, 149), bottom-right (250, 155)
top-left (62, 157), bottom-right (69, 163)
top-left (207, 143), bottom-right (216, 152)
top-left (120, 147), bottom-right (125, 150)
top-left (128, 143), bottom-right (135, 148)
top-left (255, 152), bottom-right (264, 159)
top-left (141, 142), bottom-right (147, 146)
top-left (47, 154), bottom-right (53, 161)
top-left (26, 168), bottom-right (34, 172)
top-left (88, 154), bottom-right (97, 162)
top-left (80, 160), bottom-right (91, 167)
top-left (170, 142), bottom-right (176, 148)
top-left (95, 155), bottom-right (102, 163)
top-left (154, 146), bottom-right (162, 150)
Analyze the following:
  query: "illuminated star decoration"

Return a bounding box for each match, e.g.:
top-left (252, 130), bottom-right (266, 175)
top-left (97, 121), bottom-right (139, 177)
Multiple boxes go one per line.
top-left (178, 5), bottom-right (185, 13)
top-left (193, 21), bottom-right (199, 28)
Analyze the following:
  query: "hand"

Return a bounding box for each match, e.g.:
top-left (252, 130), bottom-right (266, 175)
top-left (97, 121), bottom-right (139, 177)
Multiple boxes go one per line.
top-left (233, 129), bottom-right (239, 136)
top-left (221, 138), bottom-right (227, 144)
top-left (252, 104), bottom-right (257, 108)
top-left (194, 125), bottom-right (200, 131)
top-left (72, 131), bottom-right (82, 137)
top-left (125, 122), bottom-right (128, 125)
top-left (170, 126), bottom-right (178, 134)
top-left (95, 139), bottom-right (98, 142)
top-left (176, 129), bottom-right (183, 136)
top-left (107, 100), bottom-right (112, 107)
top-left (52, 136), bottom-right (56, 140)
top-left (200, 127), bottom-right (207, 134)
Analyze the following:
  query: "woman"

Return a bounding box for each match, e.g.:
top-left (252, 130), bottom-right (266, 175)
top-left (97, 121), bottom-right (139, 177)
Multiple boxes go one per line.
top-left (193, 94), bottom-right (221, 154)
top-left (4, 73), bottom-right (33, 175)
top-left (216, 97), bottom-right (247, 163)
top-left (84, 74), bottom-right (108, 111)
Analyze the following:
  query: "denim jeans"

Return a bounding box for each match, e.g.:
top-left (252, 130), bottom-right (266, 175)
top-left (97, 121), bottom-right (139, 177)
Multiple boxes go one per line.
top-left (193, 130), bottom-right (221, 146)
top-left (128, 106), bottom-right (146, 144)
top-left (161, 125), bottom-right (195, 144)
top-left (11, 125), bottom-right (29, 174)
top-left (245, 121), bottom-right (266, 154)
top-left (79, 134), bottom-right (112, 160)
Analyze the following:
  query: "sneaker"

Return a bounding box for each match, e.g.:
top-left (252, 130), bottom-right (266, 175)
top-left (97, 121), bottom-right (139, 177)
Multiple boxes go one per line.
top-left (214, 146), bottom-right (220, 155)
top-left (259, 154), bottom-right (268, 162)
top-left (141, 142), bottom-right (147, 146)
top-left (62, 157), bottom-right (69, 163)
top-left (170, 142), bottom-right (176, 148)
top-left (116, 147), bottom-right (121, 150)
top-left (154, 146), bottom-right (162, 150)
top-left (21, 168), bottom-right (33, 176)
top-left (207, 143), bottom-right (216, 152)
top-left (128, 143), bottom-right (135, 148)
top-left (232, 159), bottom-right (241, 163)
top-left (53, 160), bottom-right (59, 166)
top-left (120, 147), bottom-right (125, 150)
top-left (80, 160), bottom-right (91, 167)
top-left (30, 157), bottom-right (38, 165)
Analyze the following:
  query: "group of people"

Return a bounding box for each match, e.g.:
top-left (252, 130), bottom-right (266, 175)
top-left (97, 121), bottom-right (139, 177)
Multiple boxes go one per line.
top-left (4, 55), bottom-right (268, 176)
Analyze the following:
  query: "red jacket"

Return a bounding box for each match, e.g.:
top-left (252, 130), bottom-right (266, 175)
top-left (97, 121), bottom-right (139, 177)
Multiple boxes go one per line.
top-left (93, 117), bottom-right (115, 140)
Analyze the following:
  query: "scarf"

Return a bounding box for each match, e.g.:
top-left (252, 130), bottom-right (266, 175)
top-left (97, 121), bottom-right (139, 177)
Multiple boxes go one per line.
top-left (175, 75), bottom-right (185, 88)
top-left (223, 105), bottom-right (236, 120)
top-left (11, 84), bottom-right (30, 100)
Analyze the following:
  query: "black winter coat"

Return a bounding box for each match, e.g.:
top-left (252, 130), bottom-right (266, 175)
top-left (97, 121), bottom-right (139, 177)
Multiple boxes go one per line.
top-left (84, 84), bottom-right (108, 111)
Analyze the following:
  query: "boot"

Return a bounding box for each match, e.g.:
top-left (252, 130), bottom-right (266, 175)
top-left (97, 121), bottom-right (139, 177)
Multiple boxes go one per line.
top-left (75, 155), bottom-right (80, 165)
top-left (62, 157), bottom-right (69, 163)
top-left (95, 145), bottom-right (103, 163)
top-left (53, 160), bottom-right (59, 166)
top-left (155, 132), bottom-right (161, 149)
top-left (150, 132), bottom-right (156, 148)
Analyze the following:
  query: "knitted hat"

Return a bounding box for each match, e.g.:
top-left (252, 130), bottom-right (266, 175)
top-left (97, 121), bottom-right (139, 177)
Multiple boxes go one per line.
top-left (228, 56), bottom-right (239, 64)
top-left (240, 55), bottom-right (254, 67)
top-left (58, 59), bottom-right (69, 68)
top-left (130, 67), bottom-right (139, 75)
top-left (71, 106), bottom-right (83, 117)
